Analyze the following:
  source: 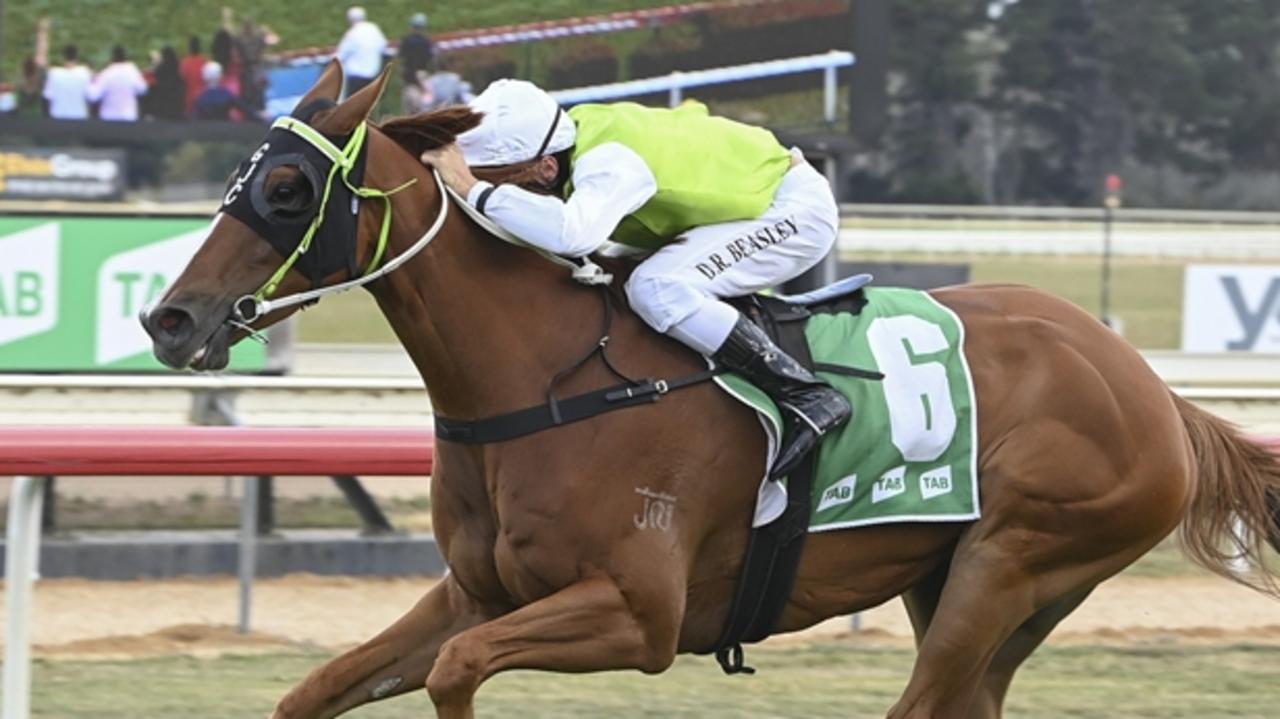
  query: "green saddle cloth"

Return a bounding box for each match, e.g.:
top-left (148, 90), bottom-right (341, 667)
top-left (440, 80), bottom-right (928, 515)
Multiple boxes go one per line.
top-left (717, 287), bottom-right (980, 532)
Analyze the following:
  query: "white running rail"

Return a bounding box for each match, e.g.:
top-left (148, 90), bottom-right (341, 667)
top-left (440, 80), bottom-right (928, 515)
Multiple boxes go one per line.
top-left (549, 50), bottom-right (855, 122)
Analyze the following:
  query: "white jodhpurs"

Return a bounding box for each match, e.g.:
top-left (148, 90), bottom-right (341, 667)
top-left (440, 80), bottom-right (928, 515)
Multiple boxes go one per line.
top-left (624, 152), bottom-right (840, 355)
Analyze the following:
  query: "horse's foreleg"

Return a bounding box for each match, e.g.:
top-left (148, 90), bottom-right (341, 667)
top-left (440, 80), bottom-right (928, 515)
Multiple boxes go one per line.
top-left (272, 575), bottom-right (492, 719)
top-left (426, 576), bottom-right (680, 719)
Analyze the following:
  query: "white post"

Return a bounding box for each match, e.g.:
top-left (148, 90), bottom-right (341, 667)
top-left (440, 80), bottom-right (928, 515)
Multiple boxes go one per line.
top-left (669, 72), bottom-right (683, 107)
top-left (823, 60), bottom-right (838, 123)
top-left (238, 476), bottom-right (259, 634)
top-left (4, 476), bottom-right (47, 719)
top-left (850, 613), bottom-right (862, 632)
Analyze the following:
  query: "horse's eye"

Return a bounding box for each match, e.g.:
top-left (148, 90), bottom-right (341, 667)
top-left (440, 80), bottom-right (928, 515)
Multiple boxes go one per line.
top-left (272, 184), bottom-right (297, 203)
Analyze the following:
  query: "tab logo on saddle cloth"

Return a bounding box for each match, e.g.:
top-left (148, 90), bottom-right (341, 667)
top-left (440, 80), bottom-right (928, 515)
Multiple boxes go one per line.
top-left (816, 474), bottom-right (857, 513)
top-left (920, 466), bottom-right (954, 500)
top-left (872, 466), bottom-right (907, 504)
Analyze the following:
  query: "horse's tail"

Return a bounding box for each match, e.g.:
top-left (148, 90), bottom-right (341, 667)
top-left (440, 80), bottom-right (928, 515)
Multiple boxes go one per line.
top-left (1174, 392), bottom-right (1280, 595)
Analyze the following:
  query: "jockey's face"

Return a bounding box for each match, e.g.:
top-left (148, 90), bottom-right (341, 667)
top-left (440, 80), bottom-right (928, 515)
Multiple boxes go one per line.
top-left (527, 154), bottom-right (560, 190)
top-left (473, 152), bottom-right (567, 197)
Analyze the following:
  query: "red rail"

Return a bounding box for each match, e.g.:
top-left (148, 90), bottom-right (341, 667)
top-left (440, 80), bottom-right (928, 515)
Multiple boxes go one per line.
top-left (0, 427), bottom-right (434, 476)
top-left (2, 427), bottom-right (1274, 478)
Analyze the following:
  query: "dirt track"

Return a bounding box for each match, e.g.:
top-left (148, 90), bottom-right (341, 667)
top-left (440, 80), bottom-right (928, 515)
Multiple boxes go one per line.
top-left (3, 573), bottom-right (1277, 660)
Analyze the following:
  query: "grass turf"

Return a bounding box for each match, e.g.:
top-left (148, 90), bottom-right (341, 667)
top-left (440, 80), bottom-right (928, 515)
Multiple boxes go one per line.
top-left (23, 641), bottom-right (1280, 718)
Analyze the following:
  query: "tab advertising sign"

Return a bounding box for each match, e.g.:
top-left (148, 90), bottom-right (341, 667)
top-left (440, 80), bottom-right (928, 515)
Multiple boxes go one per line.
top-left (0, 148), bottom-right (126, 201)
top-left (1182, 265), bottom-right (1280, 353)
top-left (0, 216), bottom-right (267, 371)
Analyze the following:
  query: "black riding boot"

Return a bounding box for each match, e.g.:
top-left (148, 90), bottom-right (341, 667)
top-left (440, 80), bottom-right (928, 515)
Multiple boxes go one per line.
top-left (712, 315), bottom-right (851, 479)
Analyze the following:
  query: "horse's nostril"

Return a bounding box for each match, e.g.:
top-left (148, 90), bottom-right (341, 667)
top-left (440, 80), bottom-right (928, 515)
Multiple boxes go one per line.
top-left (158, 312), bottom-right (182, 331)
top-left (147, 305), bottom-right (196, 346)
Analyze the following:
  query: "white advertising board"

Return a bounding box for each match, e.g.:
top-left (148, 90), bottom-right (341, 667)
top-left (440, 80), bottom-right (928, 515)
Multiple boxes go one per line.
top-left (1183, 265), bottom-right (1280, 352)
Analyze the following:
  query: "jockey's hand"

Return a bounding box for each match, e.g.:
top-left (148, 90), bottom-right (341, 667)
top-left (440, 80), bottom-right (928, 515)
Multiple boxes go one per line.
top-left (421, 144), bottom-right (478, 198)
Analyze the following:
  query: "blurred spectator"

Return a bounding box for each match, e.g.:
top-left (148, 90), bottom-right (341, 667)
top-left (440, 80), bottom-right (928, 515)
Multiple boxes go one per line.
top-left (212, 23), bottom-right (244, 121)
top-left (193, 61), bottom-right (259, 121)
top-left (421, 67), bottom-right (474, 111)
top-left (43, 44), bottom-right (92, 120)
top-left (398, 12), bottom-right (434, 114)
top-left (88, 45), bottom-right (148, 121)
top-left (336, 6), bottom-right (387, 97)
top-left (211, 27), bottom-right (242, 100)
top-left (147, 45), bottom-right (186, 120)
top-left (17, 56), bottom-right (48, 117)
top-left (16, 18), bottom-right (50, 117)
top-left (180, 36), bottom-right (207, 117)
top-left (235, 15), bottom-right (279, 113)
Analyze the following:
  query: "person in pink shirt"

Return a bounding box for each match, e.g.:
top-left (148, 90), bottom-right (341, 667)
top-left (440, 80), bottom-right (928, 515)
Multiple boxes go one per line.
top-left (88, 45), bottom-right (148, 121)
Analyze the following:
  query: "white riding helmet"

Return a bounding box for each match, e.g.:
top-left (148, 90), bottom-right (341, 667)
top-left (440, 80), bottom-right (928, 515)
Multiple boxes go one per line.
top-left (458, 79), bottom-right (576, 167)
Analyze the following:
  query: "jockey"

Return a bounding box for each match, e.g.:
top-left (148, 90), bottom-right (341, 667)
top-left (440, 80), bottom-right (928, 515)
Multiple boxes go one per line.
top-left (421, 79), bottom-right (850, 479)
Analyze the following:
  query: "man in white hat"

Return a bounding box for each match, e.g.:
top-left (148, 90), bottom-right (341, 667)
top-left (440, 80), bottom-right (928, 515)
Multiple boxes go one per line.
top-left (335, 6), bottom-right (387, 97)
top-left (421, 79), bottom-right (850, 479)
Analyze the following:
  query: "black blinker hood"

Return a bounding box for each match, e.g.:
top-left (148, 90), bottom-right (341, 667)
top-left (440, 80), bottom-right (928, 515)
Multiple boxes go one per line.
top-left (218, 99), bottom-right (369, 287)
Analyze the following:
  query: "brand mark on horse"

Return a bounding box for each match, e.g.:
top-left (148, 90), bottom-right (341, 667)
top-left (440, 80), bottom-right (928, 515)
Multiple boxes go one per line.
top-left (633, 487), bottom-right (677, 532)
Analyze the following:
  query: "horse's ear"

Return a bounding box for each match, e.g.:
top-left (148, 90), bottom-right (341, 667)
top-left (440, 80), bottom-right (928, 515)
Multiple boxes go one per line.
top-left (295, 59), bottom-right (344, 109)
top-left (324, 66), bottom-right (392, 134)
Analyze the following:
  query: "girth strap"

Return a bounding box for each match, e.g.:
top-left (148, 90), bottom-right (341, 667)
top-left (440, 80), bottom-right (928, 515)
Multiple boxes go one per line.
top-left (435, 369), bottom-right (723, 445)
top-left (712, 448), bottom-right (817, 674)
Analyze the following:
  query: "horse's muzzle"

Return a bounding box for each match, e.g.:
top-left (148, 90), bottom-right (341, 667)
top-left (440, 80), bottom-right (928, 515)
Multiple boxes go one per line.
top-left (141, 302), bottom-right (231, 370)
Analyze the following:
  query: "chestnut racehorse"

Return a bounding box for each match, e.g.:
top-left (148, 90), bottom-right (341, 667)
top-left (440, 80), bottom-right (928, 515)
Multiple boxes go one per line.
top-left (144, 63), bottom-right (1280, 718)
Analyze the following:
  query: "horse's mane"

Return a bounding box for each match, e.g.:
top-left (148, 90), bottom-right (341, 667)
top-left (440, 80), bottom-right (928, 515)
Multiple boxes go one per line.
top-left (378, 106), bottom-right (484, 158)
top-left (378, 106), bottom-right (558, 190)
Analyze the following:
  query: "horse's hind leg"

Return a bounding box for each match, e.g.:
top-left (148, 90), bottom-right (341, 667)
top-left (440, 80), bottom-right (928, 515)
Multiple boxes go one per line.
top-left (901, 565), bottom-right (1093, 719)
top-left (968, 588), bottom-right (1093, 718)
top-left (886, 542), bottom-right (1045, 719)
top-left (272, 576), bottom-right (492, 719)
top-left (889, 506), bottom-right (1174, 718)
